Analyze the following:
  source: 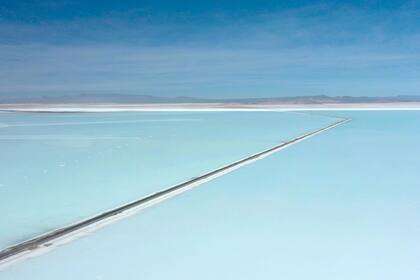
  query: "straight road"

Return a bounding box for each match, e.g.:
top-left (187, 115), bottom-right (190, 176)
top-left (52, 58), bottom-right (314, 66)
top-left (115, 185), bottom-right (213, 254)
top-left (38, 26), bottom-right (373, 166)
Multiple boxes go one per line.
top-left (0, 117), bottom-right (350, 268)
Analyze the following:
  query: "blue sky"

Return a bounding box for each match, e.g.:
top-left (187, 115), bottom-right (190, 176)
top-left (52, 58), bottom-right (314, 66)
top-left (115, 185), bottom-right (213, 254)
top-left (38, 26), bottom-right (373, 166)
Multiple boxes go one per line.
top-left (1, 0), bottom-right (419, 99)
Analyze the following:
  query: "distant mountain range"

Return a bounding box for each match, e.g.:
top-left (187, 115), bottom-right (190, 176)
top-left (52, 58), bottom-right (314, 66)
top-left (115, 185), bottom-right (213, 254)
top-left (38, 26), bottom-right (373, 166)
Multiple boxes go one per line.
top-left (1, 94), bottom-right (420, 104)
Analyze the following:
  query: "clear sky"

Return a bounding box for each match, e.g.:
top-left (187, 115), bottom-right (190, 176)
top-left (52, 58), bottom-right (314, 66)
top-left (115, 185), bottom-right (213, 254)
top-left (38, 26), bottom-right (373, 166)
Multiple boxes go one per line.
top-left (1, 0), bottom-right (419, 99)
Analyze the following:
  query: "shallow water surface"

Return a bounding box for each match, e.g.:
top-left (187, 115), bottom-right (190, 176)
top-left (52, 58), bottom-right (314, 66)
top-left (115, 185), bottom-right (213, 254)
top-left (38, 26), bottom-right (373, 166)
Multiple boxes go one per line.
top-left (0, 111), bottom-right (333, 249)
top-left (2, 111), bottom-right (419, 280)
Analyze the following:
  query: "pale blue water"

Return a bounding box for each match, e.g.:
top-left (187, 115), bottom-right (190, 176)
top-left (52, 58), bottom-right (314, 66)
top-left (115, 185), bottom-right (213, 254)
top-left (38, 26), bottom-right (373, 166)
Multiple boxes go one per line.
top-left (0, 111), bottom-right (333, 250)
top-left (2, 111), bottom-right (419, 279)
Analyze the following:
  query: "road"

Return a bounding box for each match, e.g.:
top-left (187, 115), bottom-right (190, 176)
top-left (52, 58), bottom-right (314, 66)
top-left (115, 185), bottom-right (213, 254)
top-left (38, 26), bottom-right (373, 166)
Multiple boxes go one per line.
top-left (0, 116), bottom-right (350, 268)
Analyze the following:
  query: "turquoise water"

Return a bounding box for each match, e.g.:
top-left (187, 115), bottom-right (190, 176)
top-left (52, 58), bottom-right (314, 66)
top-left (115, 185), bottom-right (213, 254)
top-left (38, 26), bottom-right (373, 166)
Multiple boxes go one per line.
top-left (2, 111), bottom-right (419, 279)
top-left (0, 111), bottom-right (333, 250)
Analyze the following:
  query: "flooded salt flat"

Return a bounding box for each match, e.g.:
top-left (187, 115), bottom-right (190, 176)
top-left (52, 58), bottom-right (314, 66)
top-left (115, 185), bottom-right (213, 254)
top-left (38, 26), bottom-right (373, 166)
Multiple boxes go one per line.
top-left (2, 111), bottom-right (419, 280)
top-left (0, 111), bottom-right (333, 250)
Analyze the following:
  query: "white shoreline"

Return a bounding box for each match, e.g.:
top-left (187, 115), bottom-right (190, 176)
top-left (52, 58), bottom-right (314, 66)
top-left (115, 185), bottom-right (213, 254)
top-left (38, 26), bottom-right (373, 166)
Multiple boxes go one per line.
top-left (2, 107), bottom-right (420, 112)
top-left (1, 102), bottom-right (420, 112)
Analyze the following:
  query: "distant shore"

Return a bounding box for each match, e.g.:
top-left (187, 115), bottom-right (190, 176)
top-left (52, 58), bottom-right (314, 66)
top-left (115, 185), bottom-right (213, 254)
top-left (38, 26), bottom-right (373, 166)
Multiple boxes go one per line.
top-left (1, 102), bottom-right (420, 112)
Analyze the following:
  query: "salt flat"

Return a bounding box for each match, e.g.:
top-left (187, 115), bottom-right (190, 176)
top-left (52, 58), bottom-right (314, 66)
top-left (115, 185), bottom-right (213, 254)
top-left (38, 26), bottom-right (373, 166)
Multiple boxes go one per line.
top-left (2, 111), bottom-right (419, 280)
top-left (0, 111), bottom-right (332, 250)
top-left (1, 102), bottom-right (420, 113)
